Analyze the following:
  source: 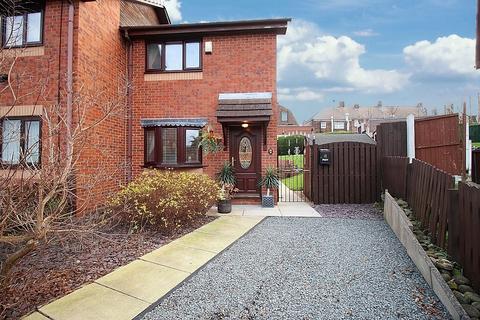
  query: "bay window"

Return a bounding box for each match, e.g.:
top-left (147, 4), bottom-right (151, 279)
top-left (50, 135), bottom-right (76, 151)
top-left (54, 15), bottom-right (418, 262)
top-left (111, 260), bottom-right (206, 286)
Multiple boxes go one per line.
top-left (2, 1), bottom-right (44, 47)
top-left (1, 117), bottom-right (41, 166)
top-left (146, 40), bottom-right (202, 72)
top-left (144, 127), bottom-right (202, 167)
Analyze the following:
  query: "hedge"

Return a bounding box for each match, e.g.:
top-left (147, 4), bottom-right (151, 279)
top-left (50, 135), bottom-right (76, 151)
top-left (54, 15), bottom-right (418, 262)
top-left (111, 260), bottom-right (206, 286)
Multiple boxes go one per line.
top-left (277, 135), bottom-right (305, 156)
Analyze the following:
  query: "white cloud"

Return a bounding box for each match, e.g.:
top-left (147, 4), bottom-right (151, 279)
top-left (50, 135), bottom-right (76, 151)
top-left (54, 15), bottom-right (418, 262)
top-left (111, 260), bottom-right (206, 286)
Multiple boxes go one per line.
top-left (163, 0), bottom-right (182, 22)
top-left (278, 20), bottom-right (409, 94)
top-left (353, 29), bottom-right (379, 37)
top-left (278, 88), bottom-right (324, 101)
top-left (403, 34), bottom-right (477, 77)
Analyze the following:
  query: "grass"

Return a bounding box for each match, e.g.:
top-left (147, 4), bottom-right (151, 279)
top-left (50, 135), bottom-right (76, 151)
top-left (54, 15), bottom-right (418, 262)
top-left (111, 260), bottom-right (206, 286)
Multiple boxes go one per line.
top-left (278, 154), bottom-right (304, 169)
top-left (282, 173), bottom-right (304, 191)
top-left (473, 142), bottom-right (480, 148)
top-left (278, 155), bottom-right (304, 191)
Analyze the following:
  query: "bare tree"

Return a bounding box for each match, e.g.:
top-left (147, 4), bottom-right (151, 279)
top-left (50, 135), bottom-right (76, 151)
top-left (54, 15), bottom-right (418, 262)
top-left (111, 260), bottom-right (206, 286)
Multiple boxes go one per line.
top-left (0, 1), bottom-right (127, 291)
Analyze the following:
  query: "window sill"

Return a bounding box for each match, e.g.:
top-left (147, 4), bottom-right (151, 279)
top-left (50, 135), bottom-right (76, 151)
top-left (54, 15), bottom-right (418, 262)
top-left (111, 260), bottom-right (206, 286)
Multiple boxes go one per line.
top-left (2, 46), bottom-right (45, 57)
top-left (144, 72), bottom-right (203, 82)
top-left (143, 164), bottom-right (207, 169)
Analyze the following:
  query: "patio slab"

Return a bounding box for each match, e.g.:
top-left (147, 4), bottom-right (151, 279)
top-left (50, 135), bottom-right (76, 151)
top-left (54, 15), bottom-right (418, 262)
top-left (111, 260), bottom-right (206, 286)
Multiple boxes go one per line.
top-left (31, 216), bottom-right (264, 320)
top-left (21, 312), bottom-right (50, 320)
top-left (174, 230), bottom-right (239, 253)
top-left (39, 283), bottom-right (148, 320)
top-left (95, 260), bottom-right (190, 303)
top-left (141, 242), bottom-right (216, 273)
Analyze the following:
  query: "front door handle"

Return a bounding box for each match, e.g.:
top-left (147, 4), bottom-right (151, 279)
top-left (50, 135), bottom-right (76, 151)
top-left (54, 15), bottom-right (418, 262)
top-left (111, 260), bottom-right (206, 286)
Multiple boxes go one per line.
top-left (231, 157), bottom-right (235, 166)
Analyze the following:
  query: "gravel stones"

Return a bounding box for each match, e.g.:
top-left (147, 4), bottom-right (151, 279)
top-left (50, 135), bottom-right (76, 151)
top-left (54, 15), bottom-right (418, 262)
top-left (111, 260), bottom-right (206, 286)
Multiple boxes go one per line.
top-left (141, 217), bottom-right (448, 320)
top-left (313, 204), bottom-right (383, 220)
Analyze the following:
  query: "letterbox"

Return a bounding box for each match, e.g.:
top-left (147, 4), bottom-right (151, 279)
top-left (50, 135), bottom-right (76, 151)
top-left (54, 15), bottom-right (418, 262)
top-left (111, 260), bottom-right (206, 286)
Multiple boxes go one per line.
top-left (319, 149), bottom-right (331, 165)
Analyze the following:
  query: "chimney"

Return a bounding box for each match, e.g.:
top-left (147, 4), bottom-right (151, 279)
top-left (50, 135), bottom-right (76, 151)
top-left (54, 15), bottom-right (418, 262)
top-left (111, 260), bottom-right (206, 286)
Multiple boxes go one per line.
top-left (377, 101), bottom-right (383, 108)
top-left (338, 101), bottom-right (345, 108)
top-left (354, 104), bottom-right (360, 109)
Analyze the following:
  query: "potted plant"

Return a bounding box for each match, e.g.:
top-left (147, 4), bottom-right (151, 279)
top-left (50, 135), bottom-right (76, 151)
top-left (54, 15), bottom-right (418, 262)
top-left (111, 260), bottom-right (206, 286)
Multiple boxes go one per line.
top-left (216, 162), bottom-right (238, 213)
top-left (198, 126), bottom-right (223, 155)
top-left (258, 167), bottom-right (279, 208)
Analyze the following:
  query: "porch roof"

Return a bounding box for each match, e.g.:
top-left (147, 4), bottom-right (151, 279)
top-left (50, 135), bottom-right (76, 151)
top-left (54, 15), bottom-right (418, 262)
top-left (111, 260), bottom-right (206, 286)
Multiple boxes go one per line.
top-left (140, 118), bottom-right (208, 128)
top-left (216, 92), bottom-right (273, 123)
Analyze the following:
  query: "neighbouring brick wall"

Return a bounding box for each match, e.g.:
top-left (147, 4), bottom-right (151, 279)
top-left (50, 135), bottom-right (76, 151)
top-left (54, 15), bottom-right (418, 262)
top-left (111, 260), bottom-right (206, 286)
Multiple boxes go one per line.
top-left (130, 33), bottom-right (279, 200)
top-left (0, 0), bottom-right (70, 186)
top-left (74, 0), bottom-right (127, 212)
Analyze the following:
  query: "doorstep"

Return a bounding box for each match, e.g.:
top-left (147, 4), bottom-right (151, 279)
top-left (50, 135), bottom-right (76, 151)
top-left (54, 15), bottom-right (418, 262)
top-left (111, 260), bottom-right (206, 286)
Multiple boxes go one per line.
top-left (22, 216), bottom-right (264, 320)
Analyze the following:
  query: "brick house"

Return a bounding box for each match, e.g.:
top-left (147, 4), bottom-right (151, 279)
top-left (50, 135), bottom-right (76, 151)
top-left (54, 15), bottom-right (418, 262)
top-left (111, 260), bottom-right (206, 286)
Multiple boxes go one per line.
top-left (304, 101), bottom-right (427, 135)
top-left (0, 0), bottom-right (290, 208)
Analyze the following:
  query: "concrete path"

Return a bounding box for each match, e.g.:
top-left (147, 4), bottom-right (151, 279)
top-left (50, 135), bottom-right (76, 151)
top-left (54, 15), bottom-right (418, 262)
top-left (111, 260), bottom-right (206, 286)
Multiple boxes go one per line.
top-left (140, 217), bottom-right (449, 320)
top-left (207, 202), bottom-right (320, 218)
top-left (22, 216), bottom-right (264, 320)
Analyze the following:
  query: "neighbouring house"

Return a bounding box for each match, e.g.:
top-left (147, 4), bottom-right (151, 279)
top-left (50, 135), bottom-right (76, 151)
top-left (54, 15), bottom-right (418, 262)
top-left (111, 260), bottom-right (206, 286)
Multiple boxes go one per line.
top-left (304, 101), bottom-right (427, 135)
top-left (0, 0), bottom-right (290, 208)
top-left (277, 105), bottom-right (313, 136)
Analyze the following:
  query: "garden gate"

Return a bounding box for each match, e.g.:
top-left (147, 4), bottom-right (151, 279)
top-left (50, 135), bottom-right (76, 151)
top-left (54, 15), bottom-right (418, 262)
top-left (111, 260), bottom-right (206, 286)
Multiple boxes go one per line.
top-left (277, 137), bottom-right (307, 202)
top-left (305, 142), bottom-right (379, 204)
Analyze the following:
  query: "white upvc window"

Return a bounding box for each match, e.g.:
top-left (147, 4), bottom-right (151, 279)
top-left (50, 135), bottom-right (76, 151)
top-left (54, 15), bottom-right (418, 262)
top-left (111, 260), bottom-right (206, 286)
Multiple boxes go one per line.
top-left (320, 121), bottom-right (327, 129)
top-left (334, 121), bottom-right (345, 130)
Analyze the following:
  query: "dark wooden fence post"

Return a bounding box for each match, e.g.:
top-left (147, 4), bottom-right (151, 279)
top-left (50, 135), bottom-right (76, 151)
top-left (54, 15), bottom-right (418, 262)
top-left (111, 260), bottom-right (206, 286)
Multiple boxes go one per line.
top-left (447, 188), bottom-right (460, 262)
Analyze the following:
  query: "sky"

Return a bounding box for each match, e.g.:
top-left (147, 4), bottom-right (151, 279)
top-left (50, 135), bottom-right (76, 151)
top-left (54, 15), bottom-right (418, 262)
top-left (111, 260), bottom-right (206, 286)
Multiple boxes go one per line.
top-left (163, 0), bottom-right (478, 123)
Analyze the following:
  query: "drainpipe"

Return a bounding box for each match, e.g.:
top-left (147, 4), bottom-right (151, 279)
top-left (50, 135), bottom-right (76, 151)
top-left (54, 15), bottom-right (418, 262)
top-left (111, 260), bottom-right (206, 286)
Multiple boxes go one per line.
top-left (330, 116), bottom-right (334, 133)
top-left (125, 31), bottom-right (133, 182)
top-left (66, 0), bottom-right (74, 158)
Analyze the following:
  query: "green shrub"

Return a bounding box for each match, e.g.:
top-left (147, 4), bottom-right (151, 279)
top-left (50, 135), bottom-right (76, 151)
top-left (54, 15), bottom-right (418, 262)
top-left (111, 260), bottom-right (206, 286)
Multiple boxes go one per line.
top-left (110, 170), bottom-right (219, 232)
top-left (470, 124), bottom-right (480, 142)
top-left (277, 135), bottom-right (305, 156)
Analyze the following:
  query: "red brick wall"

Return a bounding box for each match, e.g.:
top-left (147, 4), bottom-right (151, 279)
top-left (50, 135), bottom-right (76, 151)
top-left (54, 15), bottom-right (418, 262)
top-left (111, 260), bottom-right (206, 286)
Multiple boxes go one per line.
top-left (131, 33), bottom-right (279, 201)
top-left (0, 0), bottom-right (127, 212)
top-left (0, 0), bottom-right (67, 107)
top-left (74, 0), bottom-right (127, 211)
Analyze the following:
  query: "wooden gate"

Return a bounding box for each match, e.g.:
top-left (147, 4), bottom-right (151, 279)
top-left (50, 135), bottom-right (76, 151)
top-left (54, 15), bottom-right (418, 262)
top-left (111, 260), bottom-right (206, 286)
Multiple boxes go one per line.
top-left (308, 142), bottom-right (379, 204)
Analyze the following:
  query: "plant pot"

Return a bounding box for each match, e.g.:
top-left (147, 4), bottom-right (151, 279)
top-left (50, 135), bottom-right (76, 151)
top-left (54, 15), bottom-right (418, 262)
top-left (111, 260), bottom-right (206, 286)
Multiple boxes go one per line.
top-left (262, 195), bottom-right (274, 208)
top-left (217, 199), bottom-right (232, 214)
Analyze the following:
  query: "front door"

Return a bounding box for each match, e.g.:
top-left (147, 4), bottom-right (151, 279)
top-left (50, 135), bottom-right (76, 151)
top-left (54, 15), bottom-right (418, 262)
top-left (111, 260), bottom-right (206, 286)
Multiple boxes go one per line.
top-left (229, 126), bottom-right (261, 194)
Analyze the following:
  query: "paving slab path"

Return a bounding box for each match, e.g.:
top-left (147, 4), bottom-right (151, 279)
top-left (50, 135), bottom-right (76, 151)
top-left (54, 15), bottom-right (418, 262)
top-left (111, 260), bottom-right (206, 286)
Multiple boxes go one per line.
top-left (140, 214), bottom-right (450, 319)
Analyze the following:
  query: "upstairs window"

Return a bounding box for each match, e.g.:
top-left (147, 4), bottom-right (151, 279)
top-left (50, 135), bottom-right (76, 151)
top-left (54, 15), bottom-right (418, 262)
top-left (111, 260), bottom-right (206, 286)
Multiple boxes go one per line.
top-left (146, 40), bottom-right (202, 72)
top-left (1, 1), bottom-right (44, 47)
top-left (1, 117), bottom-right (41, 166)
top-left (281, 111), bottom-right (288, 122)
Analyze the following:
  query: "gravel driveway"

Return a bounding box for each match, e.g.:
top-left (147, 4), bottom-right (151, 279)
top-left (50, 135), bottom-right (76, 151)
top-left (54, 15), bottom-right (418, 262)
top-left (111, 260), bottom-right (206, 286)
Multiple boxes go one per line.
top-left (139, 213), bottom-right (449, 319)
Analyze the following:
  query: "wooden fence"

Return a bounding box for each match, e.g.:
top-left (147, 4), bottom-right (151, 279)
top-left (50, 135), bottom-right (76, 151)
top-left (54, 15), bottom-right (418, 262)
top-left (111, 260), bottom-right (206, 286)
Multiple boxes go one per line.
top-left (383, 156), bottom-right (480, 291)
top-left (415, 115), bottom-right (463, 176)
top-left (308, 142), bottom-right (379, 204)
top-left (376, 114), bottom-right (463, 176)
top-left (473, 149), bottom-right (480, 184)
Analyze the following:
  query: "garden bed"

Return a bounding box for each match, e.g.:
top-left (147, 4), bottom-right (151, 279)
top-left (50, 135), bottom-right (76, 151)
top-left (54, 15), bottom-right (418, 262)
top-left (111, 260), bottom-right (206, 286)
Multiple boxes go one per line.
top-left (0, 216), bottom-right (214, 319)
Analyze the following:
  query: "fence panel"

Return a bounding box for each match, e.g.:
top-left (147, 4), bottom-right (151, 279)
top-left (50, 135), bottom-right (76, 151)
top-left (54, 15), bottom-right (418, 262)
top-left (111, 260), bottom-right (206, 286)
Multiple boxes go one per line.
top-left (415, 114), bottom-right (462, 175)
top-left (454, 182), bottom-right (480, 291)
top-left (382, 156), bottom-right (409, 199)
top-left (310, 142), bottom-right (378, 204)
top-left (405, 159), bottom-right (454, 249)
top-left (473, 150), bottom-right (480, 184)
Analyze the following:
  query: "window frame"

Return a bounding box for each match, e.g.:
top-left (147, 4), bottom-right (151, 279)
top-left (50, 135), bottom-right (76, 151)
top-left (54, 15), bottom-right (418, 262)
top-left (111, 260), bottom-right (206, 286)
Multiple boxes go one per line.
top-left (1, 5), bottom-right (45, 48)
top-left (281, 111), bottom-right (288, 122)
top-left (145, 39), bottom-right (203, 74)
top-left (320, 121), bottom-right (327, 129)
top-left (334, 121), bottom-right (345, 130)
top-left (0, 116), bottom-right (42, 168)
top-left (144, 126), bottom-right (203, 168)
